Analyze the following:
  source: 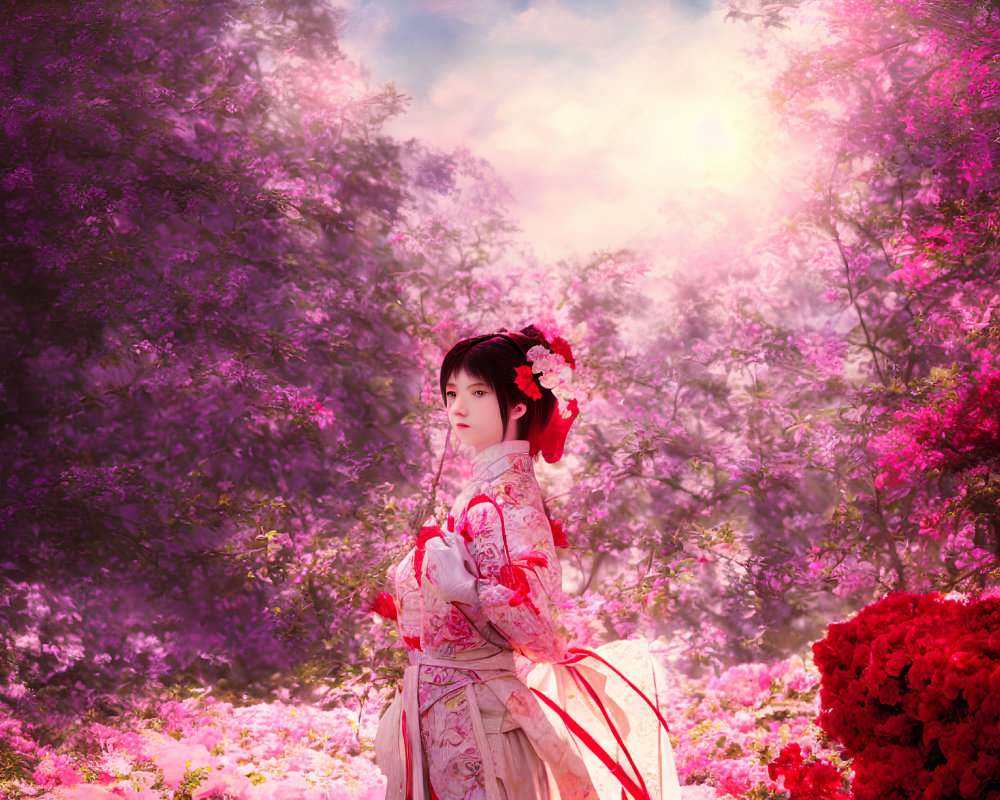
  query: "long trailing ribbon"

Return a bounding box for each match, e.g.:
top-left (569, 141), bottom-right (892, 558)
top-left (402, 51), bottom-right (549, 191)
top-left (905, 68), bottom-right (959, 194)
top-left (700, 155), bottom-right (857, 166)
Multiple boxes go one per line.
top-left (531, 646), bottom-right (672, 800)
top-left (563, 647), bottom-right (671, 734)
top-left (566, 664), bottom-right (650, 800)
top-left (464, 496), bottom-right (671, 800)
top-left (401, 708), bottom-right (413, 800)
top-left (530, 685), bottom-right (649, 800)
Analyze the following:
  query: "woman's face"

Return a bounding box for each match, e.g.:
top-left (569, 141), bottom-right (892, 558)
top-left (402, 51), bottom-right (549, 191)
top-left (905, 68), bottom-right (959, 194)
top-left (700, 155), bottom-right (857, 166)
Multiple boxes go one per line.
top-left (445, 369), bottom-right (523, 454)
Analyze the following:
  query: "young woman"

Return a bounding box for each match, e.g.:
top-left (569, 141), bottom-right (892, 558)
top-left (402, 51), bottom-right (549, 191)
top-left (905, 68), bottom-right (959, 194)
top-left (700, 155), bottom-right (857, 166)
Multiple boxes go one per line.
top-left (375, 327), bottom-right (678, 800)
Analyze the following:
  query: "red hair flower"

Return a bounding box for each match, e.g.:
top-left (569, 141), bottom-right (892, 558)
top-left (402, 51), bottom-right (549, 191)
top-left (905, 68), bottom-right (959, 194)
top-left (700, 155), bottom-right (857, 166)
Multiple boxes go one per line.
top-left (549, 336), bottom-right (575, 368)
top-left (515, 365), bottom-right (542, 399)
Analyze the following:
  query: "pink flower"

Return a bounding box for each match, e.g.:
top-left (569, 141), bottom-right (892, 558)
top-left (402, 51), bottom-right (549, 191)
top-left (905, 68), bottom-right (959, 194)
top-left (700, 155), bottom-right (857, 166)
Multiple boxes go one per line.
top-left (32, 754), bottom-right (82, 788)
top-left (55, 787), bottom-right (120, 800)
top-left (192, 768), bottom-right (251, 800)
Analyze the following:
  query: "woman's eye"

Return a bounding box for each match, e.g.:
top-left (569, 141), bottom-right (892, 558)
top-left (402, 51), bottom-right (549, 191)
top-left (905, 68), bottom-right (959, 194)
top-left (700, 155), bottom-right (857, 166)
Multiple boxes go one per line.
top-left (474, 390), bottom-right (486, 397)
top-left (446, 391), bottom-right (456, 399)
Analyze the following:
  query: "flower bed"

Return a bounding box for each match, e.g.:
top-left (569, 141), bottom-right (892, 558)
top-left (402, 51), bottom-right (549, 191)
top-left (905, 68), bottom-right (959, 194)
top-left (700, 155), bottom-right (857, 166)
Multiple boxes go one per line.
top-left (666, 657), bottom-right (848, 798)
top-left (0, 654), bottom-right (849, 800)
top-left (0, 692), bottom-right (385, 800)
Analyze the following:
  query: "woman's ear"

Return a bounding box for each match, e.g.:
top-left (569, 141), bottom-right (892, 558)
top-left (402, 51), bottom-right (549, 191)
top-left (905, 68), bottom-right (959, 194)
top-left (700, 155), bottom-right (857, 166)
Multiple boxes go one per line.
top-left (510, 402), bottom-right (527, 421)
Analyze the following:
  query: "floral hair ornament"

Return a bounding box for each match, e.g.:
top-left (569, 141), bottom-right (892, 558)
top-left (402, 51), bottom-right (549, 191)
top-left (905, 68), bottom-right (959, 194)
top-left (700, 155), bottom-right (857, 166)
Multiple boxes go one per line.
top-left (514, 365), bottom-right (542, 400)
top-left (519, 330), bottom-right (580, 463)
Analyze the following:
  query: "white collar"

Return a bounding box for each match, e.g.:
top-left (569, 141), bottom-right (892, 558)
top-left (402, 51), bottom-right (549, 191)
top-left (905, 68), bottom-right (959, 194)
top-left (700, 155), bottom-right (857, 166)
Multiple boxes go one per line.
top-left (471, 440), bottom-right (531, 479)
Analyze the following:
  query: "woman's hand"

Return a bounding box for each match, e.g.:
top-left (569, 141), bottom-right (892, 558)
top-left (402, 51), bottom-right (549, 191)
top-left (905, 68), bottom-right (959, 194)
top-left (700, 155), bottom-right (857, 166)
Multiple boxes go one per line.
top-left (423, 538), bottom-right (479, 607)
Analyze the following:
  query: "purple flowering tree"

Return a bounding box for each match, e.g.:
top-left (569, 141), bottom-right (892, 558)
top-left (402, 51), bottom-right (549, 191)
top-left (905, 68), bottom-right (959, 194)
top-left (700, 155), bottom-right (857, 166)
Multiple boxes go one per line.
top-left (1, 0), bottom-right (427, 720)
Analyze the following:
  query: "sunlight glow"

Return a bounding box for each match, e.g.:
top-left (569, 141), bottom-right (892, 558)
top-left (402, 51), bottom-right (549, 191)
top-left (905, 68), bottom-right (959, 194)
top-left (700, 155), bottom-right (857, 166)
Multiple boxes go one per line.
top-left (341, 0), bottom-right (795, 257)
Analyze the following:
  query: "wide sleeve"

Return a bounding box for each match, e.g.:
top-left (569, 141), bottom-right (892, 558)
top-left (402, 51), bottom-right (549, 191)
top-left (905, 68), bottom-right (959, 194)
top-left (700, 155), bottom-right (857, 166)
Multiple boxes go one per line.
top-left (463, 493), bottom-right (567, 663)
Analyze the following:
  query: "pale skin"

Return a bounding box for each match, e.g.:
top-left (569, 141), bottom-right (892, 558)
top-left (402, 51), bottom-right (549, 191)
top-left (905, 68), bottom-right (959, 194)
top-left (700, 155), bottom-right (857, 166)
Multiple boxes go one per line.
top-left (445, 368), bottom-right (526, 455)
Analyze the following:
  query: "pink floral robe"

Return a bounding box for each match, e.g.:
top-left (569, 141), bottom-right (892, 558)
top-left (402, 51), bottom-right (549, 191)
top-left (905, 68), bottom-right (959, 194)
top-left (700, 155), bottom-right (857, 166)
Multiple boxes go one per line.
top-left (376, 440), bottom-right (679, 800)
top-left (380, 440), bottom-right (592, 800)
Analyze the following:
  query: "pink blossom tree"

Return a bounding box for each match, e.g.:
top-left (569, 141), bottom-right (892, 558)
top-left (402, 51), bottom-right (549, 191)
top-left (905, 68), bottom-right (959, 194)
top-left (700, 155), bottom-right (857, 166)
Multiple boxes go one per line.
top-left (745, 0), bottom-right (1000, 595)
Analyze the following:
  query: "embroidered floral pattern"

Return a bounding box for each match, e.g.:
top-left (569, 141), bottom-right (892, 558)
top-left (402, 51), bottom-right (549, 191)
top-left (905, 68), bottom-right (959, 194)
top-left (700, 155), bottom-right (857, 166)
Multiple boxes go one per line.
top-left (387, 441), bottom-right (569, 800)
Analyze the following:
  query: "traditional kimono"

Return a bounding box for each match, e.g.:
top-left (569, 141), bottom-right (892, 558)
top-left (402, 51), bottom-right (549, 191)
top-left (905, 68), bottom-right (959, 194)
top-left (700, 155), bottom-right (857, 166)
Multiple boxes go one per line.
top-left (376, 440), bottom-right (680, 800)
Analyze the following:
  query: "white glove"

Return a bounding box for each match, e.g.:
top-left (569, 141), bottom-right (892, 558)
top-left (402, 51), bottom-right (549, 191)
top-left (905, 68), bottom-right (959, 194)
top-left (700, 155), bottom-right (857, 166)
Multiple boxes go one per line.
top-left (424, 537), bottom-right (480, 607)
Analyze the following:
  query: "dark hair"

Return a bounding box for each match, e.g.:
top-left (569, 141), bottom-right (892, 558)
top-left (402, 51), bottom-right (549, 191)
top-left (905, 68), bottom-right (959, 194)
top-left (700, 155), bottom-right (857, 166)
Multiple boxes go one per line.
top-left (439, 325), bottom-right (557, 452)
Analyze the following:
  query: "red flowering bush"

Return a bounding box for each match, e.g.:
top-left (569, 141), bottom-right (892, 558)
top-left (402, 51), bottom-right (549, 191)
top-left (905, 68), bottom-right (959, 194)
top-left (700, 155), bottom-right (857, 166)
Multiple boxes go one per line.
top-left (813, 593), bottom-right (1000, 800)
top-left (767, 743), bottom-right (850, 800)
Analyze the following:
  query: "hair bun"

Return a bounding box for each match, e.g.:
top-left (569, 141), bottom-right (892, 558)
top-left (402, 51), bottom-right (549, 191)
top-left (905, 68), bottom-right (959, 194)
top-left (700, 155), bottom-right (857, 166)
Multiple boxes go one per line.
top-left (519, 324), bottom-right (549, 347)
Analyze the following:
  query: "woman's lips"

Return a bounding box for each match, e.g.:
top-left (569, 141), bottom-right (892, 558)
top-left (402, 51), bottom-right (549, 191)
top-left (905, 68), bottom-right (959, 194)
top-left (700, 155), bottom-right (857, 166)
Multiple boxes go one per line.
top-left (455, 423), bottom-right (470, 428)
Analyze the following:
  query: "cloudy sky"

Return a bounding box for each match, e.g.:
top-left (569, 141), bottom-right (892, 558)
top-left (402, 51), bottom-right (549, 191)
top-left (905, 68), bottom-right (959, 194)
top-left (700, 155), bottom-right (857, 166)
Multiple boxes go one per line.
top-left (336, 0), bottom-right (798, 259)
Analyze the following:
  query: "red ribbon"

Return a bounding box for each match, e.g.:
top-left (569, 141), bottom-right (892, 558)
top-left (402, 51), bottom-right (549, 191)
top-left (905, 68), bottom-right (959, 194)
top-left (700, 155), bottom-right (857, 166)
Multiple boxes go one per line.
top-left (467, 493), bottom-right (541, 615)
top-left (530, 686), bottom-right (649, 800)
top-left (530, 647), bottom-right (673, 800)
top-left (566, 664), bottom-right (650, 800)
top-left (402, 708), bottom-right (413, 800)
top-left (530, 398), bottom-right (580, 463)
top-left (563, 647), bottom-right (671, 735)
top-left (413, 525), bottom-right (445, 586)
